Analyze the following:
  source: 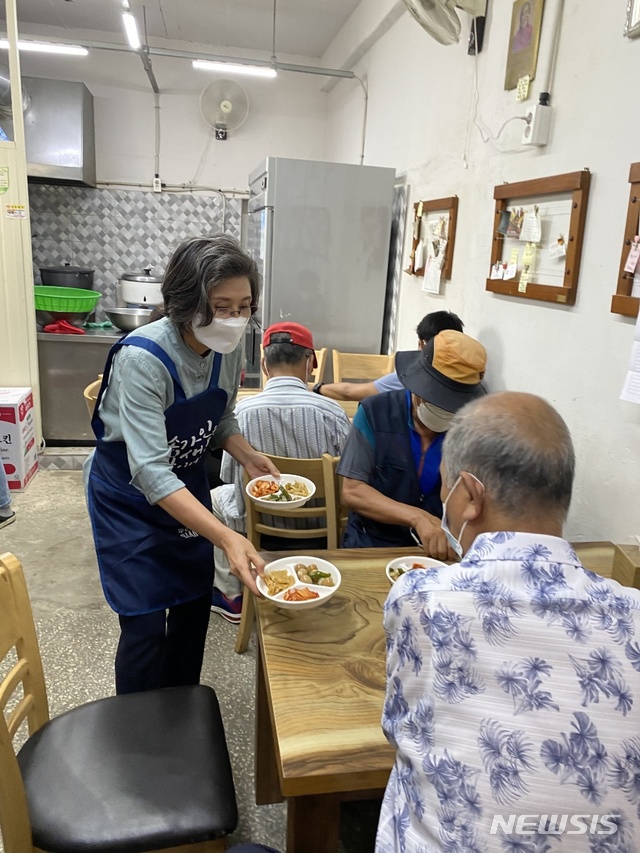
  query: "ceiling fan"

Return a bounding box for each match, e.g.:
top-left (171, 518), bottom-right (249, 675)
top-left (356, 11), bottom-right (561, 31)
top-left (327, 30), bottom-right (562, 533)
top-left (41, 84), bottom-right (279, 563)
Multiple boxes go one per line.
top-left (402, 0), bottom-right (487, 46)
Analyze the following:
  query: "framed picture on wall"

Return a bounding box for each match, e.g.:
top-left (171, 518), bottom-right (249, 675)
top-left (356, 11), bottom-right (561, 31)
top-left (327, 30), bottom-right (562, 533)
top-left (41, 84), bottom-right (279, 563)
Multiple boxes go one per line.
top-left (486, 170), bottom-right (591, 306)
top-left (504, 0), bottom-right (545, 90)
top-left (625, 0), bottom-right (640, 37)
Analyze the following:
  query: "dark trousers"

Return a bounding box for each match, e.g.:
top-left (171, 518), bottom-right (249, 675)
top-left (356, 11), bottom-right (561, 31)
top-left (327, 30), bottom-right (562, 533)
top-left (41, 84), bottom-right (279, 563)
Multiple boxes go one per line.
top-left (115, 593), bottom-right (211, 694)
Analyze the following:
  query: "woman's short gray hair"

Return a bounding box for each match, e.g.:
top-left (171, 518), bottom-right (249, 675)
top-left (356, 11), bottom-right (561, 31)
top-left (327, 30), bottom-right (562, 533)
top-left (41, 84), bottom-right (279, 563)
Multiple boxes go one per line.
top-left (161, 234), bottom-right (260, 329)
top-left (442, 393), bottom-right (575, 519)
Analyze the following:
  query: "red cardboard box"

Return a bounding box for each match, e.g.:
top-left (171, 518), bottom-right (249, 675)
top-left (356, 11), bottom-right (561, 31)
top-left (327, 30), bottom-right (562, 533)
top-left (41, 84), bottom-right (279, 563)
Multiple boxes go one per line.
top-left (0, 387), bottom-right (38, 491)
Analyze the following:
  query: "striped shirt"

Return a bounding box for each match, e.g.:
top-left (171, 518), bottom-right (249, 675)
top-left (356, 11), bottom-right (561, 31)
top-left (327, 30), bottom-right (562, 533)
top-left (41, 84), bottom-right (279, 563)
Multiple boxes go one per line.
top-left (217, 375), bottom-right (351, 527)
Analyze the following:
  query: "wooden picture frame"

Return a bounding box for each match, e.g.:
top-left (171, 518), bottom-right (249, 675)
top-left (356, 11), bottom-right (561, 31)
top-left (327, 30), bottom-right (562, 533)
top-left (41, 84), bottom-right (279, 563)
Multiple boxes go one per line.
top-left (405, 195), bottom-right (459, 280)
top-left (611, 162), bottom-right (640, 318)
top-left (625, 0), bottom-right (640, 37)
top-left (486, 170), bottom-right (591, 306)
top-left (504, 0), bottom-right (545, 91)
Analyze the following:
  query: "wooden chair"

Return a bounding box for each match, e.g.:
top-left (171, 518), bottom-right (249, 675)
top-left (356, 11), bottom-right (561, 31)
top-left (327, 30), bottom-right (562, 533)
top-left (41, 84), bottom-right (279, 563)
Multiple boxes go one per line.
top-left (0, 552), bottom-right (237, 853)
top-left (332, 350), bottom-right (394, 383)
top-left (310, 347), bottom-right (328, 384)
top-left (234, 453), bottom-right (339, 654)
top-left (236, 387), bottom-right (261, 401)
top-left (322, 454), bottom-right (348, 544)
top-left (82, 375), bottom-right (102, 418)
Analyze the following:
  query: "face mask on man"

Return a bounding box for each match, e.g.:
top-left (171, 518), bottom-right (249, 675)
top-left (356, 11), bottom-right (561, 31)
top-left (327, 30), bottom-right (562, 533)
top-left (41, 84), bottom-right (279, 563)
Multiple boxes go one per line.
top-left (440, 472), bottom-right (484, 558)
top-left (416, 399), bottom-right (456, 433)
top-left (192, 315), bottom-right (248, 354)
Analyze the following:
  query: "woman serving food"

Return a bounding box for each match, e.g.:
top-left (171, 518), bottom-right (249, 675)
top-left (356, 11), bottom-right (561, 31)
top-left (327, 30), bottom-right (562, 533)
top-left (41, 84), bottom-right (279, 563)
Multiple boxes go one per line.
top-left (86, 235), bottom-right (278, 694)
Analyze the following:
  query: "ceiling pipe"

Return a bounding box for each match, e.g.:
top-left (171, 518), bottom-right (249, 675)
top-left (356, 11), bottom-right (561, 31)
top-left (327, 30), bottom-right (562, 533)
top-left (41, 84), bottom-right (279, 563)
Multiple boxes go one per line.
top-left (139, 49), bottom-right (159, 93)
top-left (3, 34), bottom-right (356, 80)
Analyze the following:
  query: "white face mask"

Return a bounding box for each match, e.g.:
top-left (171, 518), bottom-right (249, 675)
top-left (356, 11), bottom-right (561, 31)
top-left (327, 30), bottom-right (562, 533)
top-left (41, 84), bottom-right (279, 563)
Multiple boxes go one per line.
top-left (441, 476), bottom-right (466, 559)
top-left (441, 472), bottom-right (484, 558)
top-left (416, 400), bottom-right (455, 433)
top-left (192, 315), bottom-right (248, 354)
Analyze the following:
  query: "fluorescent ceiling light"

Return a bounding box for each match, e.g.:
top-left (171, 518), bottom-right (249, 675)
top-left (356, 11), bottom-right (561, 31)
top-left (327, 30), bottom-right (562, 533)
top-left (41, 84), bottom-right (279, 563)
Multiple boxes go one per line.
top-left (193, 59), bottom-right (277, 78)
top-left (122, 12), bottom-right (141, 50)
top-left (0, 39), bottom-right (88, 56)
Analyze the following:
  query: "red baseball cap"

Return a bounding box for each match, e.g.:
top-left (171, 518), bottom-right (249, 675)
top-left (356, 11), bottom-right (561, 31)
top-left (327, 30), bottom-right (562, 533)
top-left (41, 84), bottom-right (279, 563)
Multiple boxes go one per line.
top-left (263, 322), bottom-right (317, 367)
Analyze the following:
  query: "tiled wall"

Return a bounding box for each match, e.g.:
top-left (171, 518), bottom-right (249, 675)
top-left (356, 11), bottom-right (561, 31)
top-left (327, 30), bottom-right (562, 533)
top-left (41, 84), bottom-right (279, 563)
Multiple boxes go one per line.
top-left (28, 185), bottom-right (244, 320)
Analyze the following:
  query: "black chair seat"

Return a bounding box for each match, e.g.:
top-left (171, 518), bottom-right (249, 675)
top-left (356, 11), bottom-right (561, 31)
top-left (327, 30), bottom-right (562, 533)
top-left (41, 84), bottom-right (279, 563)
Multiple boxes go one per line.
top-left (18, 685), bottom-right (238, 853)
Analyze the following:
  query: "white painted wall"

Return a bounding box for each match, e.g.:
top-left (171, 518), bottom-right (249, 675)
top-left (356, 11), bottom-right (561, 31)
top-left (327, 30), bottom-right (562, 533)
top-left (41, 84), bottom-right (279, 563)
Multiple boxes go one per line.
top-left (16, 35), bottom-right (328, 189)
top-left (324, 1), bottom-right (640, 545)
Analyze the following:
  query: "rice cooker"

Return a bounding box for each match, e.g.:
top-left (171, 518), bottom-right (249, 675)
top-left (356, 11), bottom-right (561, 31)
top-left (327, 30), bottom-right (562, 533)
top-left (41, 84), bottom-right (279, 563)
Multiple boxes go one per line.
top-left (119, 269), bottom-right (163, 308)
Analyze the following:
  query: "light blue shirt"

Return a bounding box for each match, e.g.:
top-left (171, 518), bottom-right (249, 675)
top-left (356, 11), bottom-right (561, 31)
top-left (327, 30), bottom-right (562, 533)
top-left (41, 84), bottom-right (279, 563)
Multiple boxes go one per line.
top-left (376, 531), bottom-right (640, 852)
top-left (374, 371), bottom-right (404, 394)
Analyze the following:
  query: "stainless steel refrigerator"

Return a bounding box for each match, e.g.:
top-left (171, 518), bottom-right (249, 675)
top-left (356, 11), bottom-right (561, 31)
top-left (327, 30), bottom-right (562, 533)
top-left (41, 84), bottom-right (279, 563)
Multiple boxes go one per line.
top-left (245, 157), bottom-right (396, 385)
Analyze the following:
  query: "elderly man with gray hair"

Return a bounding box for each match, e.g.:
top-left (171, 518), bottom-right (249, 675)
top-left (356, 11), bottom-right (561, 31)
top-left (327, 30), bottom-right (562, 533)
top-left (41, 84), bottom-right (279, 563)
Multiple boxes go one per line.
top-left (376, 392), bottom-right (640, 853)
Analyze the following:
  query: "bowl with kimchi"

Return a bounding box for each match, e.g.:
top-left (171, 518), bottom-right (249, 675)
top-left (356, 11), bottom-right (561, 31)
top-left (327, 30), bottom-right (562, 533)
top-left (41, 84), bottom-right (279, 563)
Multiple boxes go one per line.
top-left (256, 556), bottom-right (341, 610)
top-left (245, 474), bottom-right (316, 510)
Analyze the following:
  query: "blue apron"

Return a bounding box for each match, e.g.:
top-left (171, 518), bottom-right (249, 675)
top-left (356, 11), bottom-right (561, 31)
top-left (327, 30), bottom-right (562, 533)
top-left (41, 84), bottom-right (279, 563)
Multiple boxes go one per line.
top-left (87, 336), bottom-right (228, 616)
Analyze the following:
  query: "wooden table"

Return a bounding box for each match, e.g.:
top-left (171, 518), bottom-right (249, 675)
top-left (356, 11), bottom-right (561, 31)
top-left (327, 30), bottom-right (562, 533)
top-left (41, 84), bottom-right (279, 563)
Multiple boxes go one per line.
top-left (255, 547), bottom-right (397, 853)
top-left (254, 542), bottom-right (626, 853)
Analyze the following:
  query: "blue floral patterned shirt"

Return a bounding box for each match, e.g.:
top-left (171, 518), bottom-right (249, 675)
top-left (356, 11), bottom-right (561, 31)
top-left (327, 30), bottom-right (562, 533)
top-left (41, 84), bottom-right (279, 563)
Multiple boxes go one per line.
top-left (377, 532), bottom-right (640, 853)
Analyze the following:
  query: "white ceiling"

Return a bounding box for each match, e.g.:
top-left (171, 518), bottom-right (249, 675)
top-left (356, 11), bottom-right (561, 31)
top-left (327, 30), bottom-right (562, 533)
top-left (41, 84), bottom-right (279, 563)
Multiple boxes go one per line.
top-left (5, 0), bottom-right (362, 59)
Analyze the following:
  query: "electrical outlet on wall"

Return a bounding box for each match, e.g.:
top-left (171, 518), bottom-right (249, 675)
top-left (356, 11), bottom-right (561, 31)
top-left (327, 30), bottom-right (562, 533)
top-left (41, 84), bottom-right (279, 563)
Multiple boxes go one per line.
top-left (522, 104), bottom-right (552, 146)
top-left (153, 177), bottom-right (162, 193)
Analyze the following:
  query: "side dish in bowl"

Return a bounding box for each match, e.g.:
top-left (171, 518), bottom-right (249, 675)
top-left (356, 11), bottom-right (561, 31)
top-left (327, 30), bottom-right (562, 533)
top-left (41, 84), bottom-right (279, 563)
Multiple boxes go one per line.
top-left (385, 556), bottom-right (447, 584)
top-left (245, 474), bottom-right (316, 509)
top-left (257, 556), bottom-right (341, 609)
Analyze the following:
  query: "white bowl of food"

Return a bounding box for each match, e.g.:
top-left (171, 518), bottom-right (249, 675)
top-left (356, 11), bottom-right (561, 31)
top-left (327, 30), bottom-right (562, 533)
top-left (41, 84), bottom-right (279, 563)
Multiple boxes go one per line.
top-left (257, 556), bottom-right (341, 610)
top-left (245, 474), bottom-right (315, 510)
top-left (385, 556), bottom-right (446, 584)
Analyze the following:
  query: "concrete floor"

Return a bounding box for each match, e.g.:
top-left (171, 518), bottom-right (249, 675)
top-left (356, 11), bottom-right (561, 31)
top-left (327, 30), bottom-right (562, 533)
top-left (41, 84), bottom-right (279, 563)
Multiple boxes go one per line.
top-left (1, 469), bottom-right (380, 852)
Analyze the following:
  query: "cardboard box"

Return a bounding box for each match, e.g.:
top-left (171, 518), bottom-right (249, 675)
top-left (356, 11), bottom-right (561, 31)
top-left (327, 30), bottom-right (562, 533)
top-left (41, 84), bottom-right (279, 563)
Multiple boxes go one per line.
top-left (0, 387), bottom-right (38, 491)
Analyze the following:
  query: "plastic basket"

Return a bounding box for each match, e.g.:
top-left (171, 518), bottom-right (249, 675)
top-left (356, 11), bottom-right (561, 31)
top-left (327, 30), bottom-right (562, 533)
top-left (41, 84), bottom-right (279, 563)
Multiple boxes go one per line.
top-left (34, 286), bottom-right (102, 313)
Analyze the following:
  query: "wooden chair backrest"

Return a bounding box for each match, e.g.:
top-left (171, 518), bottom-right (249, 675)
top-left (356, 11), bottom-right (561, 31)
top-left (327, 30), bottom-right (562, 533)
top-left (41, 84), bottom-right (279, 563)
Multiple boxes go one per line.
top-left (83, 376), bottom-right (102, 418)
top-left (0, 552), bottom-right (50, 853)
top-left (244, 453), bottom-right (339, 550)
top-left (235, 455), bottom-right (343, 654)
top-left (321, 454), bottom-right (347, 547)
top-left (310, 348), bottom-right (328, 385)
top-left (332, 351), bottom-right (394, 382)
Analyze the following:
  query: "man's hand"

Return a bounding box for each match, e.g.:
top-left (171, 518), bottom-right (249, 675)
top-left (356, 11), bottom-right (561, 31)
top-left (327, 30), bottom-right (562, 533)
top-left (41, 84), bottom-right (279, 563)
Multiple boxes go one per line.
top-left (243, 451), bottom-right (280, 481)
top-left (218, 528), bottom-right (265, 596)
top-left (414, 512), bottom-right (457, 562)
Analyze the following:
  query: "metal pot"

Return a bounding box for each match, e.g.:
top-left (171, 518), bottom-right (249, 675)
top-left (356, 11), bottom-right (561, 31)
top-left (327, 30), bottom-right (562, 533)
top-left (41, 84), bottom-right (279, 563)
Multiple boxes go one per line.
top-left (120, 268), bottom-right (163, 307)
top-left (40, 266), bottom-right (95, 289)
top-left (106, 307), bottom-right (154, 332)
top-left (36, 309), bottom-right (91, 328)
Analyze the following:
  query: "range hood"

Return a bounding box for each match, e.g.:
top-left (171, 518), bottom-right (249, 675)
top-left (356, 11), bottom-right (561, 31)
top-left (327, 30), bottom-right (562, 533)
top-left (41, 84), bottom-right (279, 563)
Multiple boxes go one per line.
top-left (23, 77), bottom-right (96, 187)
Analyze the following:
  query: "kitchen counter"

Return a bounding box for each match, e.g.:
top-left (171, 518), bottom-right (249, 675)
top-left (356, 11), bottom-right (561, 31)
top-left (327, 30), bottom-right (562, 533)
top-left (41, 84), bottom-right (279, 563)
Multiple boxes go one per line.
top-left (37, 327), bottom-right (123, 344)
top-left (37, 329), bottom-right (121, 444)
